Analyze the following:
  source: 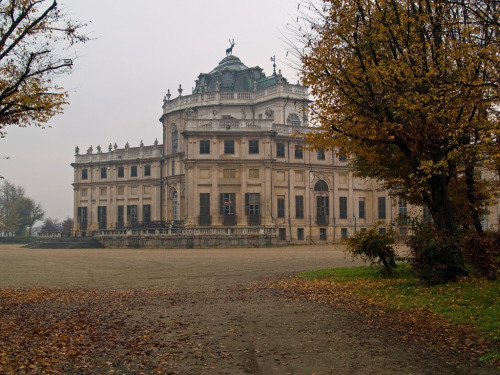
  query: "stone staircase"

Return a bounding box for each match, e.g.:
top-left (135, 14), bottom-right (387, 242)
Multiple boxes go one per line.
top-left (26, 237), bottom-right (104, 249)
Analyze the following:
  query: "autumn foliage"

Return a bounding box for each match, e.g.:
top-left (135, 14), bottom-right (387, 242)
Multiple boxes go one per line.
top-left (296, 0), bottom-right (500, 280)
top-left (0, 0), bottom-right (88, 135)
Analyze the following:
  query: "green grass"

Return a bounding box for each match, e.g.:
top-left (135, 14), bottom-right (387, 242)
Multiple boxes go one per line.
top-left (298, 264), bottom-right (500, 362)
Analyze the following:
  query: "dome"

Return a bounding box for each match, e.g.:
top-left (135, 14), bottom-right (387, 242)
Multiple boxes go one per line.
top-left (193, 54), bottom-right (287, 94)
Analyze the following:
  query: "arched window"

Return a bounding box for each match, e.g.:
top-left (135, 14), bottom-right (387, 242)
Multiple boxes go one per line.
top-left (222, 71), bottom-right (233, 87)
top-left (172, 190), bottom-right (178, 220)
top-left (287, 113), bottom-right (301, 126)
top-left (314, 180), bottom-right (328, 191)
top-left (171, 124), bottom-right (178, 154)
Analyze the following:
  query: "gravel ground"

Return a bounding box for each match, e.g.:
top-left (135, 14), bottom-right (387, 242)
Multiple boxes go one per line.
top-left (0, 244), bottom-right (494, 374)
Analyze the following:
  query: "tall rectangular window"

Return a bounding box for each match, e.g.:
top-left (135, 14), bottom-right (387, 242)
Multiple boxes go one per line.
top-left (339, 196), bottom-right (348, 219)
top-left (317, 196), bottom-right (329, 225)
top-left (171, 160), bottom-right (175, 176)
top-left (277, 198), bottom-right (285, 218)
top-left (224, 140), bottom-right (235, 154)
top-left (279, 228), bottom-right (286, 241)
top-left (200, 140), bottom-right (210, 154)
top-left (317, 149), bottom-right (325, 160)
top-left (100, 168), bottom-right (107, 179)
top-left (127, 205), bottom-right (137, 225)
top-left (97, 206), bottom-right (107, 229)
top-left (341, 228), bottom-right (348, 239)
top-left (77, 207), bottom-right (87, 230)
top-left (295, 195), bottom-right (304, 219)
top-left (81, 169), bottom-right (88, 180)
top-left (378, 197), bottom-right (386, 219)
top-left (117, 206), bottom-right (124, 228)
top-left (144, 165), bottom-right (151, 176)
top-left (276, 143), bottom-right (285, 157)
top-left (199, 193), bottom-right (211, 225)
top-left (398, 197), bottom-right (408, 225)
top-left (297, 228), bottom-right (304, 241)
top-left (118, 166), bottom-right (124, 178)
top-left (249, 140), bottom-right (259, 154)
top-left (143, 204), bottom-right (151, 223)
top-left (131, 166), bottom-right (137, 177)
top-left (359, 198), bottom-right (365, 219)
top-left (220, 193), bottom-right (236, 225)
top-left (294, 145), bottom-right (303, 159)
top-left (245, 193), bottom-right (260, 225)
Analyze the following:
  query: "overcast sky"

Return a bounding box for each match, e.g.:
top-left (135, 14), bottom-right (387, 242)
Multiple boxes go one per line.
top-left (0, 0), bottom-right (303, 222)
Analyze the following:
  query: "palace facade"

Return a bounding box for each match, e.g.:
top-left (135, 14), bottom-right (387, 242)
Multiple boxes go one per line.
top-left (71, 53), bottom-right (499, 247)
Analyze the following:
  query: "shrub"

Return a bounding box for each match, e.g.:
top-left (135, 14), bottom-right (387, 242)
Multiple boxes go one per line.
top-left (345, 228), bottom-right (397, 275)
top-left (407, 224), bottom-right (468, 284)
top-left (461, 231), bottom-right (499, 280)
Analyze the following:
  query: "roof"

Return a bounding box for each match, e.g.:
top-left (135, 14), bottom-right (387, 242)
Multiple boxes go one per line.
top-left (193, 54), bottom-right (288, 94)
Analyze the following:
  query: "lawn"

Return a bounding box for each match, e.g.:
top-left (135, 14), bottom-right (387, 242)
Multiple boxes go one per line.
top-left (294, 265), bottom-right (500, 364)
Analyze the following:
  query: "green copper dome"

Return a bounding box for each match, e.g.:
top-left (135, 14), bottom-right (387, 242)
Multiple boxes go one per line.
top-left (193, 55), bottom-right (287, 94)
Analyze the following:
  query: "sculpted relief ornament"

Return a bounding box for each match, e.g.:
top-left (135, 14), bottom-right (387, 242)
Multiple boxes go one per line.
top-left (265, 107), bottom-right (274, 119)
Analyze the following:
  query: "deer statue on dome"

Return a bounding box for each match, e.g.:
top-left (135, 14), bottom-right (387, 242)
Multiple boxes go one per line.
top-left (226, 39), bottom-right (235, 56)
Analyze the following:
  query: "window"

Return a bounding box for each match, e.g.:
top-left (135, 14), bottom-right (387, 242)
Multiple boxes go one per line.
top-left (338, 149), bottom-right (347, 162)
top-left (171, 124), bottom-right (178, 153)
top-left (100, 168), bottom-right (107, 179)
top-left (341, 228), bottom-right (348, 239)
top-left (398, 197), bottom-right (408, 225)
top-left (279, 228), bottom-right (286, 241)
top-left (245, 193), bottom-right (260, 225)
top-left (423, 205), bottom-right (432, 225)
top-left (131, 166), bottom-right (137, 177)
top-left (287, 113), bottom-right (301, 126)
top-left (297, 228), bottom-right (304, 241)
top-left (199, 193), bottom-right (211, 225)
top-left (144, 165), bottom-right (151, 177)
top-left (295, 196), bottom-right (304, 219)
top-left (77, 207), bottom-right (87, 230)
top-left (249, 140), bottom-right (259, 154)
top-left (317, 196), bottom-right (329, 224)
top-left (224, 140), bottom-right (234, 154)
top-left (98, 206), bottom-right (107, 229)
top-left (222, 71), bottom-right (233, 87)
top-left (314, 180), bottom-right (328, 191)
top-left (143, 204), bottom-right (151, 223)
top-left (276, 143), bottom-right (285, 157)
top-left (317, 149), bottom-right (325, 160)
top-left (172, 191), bottom-right (178, 220)
top-left (118, 166), bottom-right (124, 178)
top-left (320, 228), bottom-right (327, 241)
top-left (359, 199), bottom-right (366, 219)
top-left (378, 197), bottom-right (386, 219)
top-left (200, 140), bottom-right (210, 154)
top-left (220, 193), bottom-right (236, 225)
top-left (378, 227), bottom-right (386, 235)
top-left (171, 160), bottom-right (175, 176)
top-left (117, 206), bottom-right (124, 228)
top-left (339, 196), bottom-right (347, 219)
top-left (81, 169), bottom-right (88, 180)
top-left (277, 198), bottom-right (285, 218)
top-left (127, 205), bottom-right (138, 225)
top-left (294, 145), bottom-right (303, 159)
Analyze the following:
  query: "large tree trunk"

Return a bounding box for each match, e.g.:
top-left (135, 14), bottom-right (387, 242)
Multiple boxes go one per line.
top-left (427, 173), bottom-right (456, 232)
top-left (465, 164), bottom-right (484, 233)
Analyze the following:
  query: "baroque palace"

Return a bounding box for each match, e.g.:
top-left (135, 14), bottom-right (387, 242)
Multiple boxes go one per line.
top-left (71, 51), bottom-right (499, 248)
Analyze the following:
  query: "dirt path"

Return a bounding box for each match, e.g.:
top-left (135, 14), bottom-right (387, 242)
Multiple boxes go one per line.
top-left (0, 245), bottom-right (494, 374)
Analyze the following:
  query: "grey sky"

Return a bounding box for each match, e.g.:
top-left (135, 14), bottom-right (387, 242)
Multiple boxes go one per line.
top-left (0, 0), bottom-right (301, 221)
